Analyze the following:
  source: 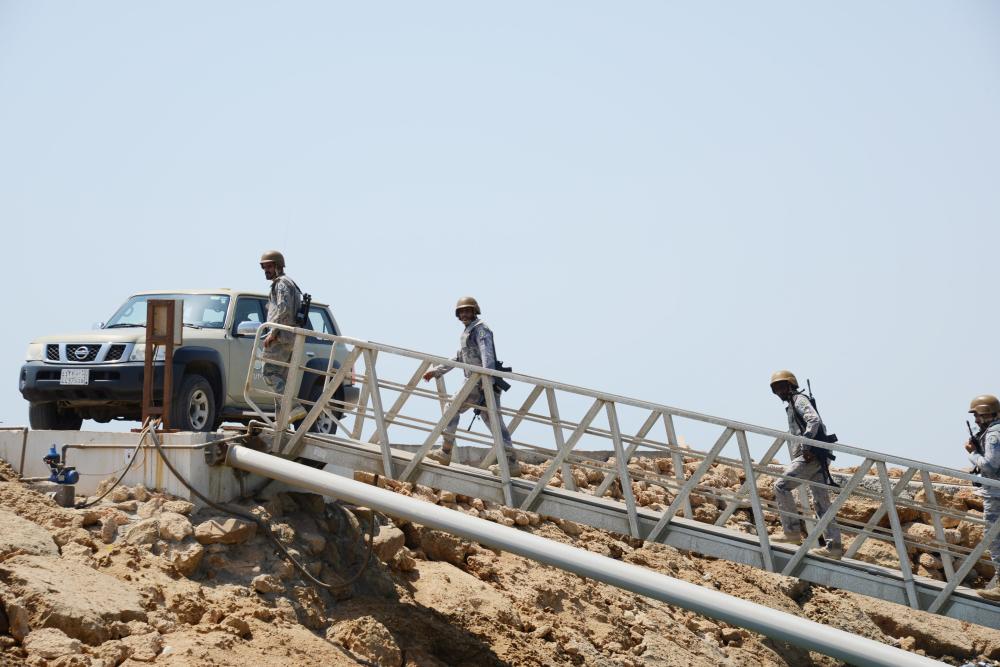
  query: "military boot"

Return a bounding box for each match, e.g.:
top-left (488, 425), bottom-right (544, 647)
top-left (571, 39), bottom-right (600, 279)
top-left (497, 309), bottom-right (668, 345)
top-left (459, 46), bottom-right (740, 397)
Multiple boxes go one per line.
top-left (426, 447), bottom-right (452, 466)
top-left (809, 542), bottom-right (844, 560)
top-left (771, 530), bottom-right (802, 546)
top-left (489, 457), bottom-right (521, 478)
top-left (979, 575), bottom-right (1000, 602)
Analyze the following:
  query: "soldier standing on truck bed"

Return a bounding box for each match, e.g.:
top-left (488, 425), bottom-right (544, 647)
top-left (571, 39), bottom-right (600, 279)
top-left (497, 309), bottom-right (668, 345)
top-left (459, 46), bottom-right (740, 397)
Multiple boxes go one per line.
top-left (260, 250), bottom-right (305, 422)
top-left (422, 296), bottom-right (519, 476)
top-left (966, 394), bottom-right (1000, 601)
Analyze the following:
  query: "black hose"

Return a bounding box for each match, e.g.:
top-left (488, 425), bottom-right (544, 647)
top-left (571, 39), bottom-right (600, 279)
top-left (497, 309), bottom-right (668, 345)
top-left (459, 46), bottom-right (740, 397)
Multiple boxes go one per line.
top-left (146, 422), bottom-right (376, 591)
top-left (74, 422), bottom-right (150, 509)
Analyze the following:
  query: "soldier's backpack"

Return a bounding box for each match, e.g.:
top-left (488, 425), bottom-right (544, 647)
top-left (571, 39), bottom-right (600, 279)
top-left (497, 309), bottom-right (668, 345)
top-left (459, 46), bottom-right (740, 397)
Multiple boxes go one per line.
top-left (790, 382), bottom-right (838, 486)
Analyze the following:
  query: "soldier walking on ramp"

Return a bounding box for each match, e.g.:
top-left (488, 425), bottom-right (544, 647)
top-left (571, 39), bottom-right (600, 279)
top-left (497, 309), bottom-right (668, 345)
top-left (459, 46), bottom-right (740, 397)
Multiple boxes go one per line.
top-left (422, 297), bottom-right (519, 476)
top-left (769, 370), bottom-right (844, 560)
top-left (966, 394), bottom-right (1000, 601)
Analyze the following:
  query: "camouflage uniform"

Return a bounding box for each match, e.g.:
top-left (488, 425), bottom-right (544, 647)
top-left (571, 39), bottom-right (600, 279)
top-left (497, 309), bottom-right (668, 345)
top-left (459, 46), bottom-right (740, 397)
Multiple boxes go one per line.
top-left (774, 392), bottom-right (842, 545)
top-left (262, 274), bottom-right (300, 394)
top-left (970, 419), bottom-right (1000, 572)
top-left (427, 319), bottom-right (514, 458)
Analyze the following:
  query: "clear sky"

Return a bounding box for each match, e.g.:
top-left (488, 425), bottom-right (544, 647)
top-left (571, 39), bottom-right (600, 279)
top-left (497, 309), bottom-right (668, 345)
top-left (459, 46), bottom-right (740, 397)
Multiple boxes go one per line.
top-left (1, 2), bottom-right (998, 469)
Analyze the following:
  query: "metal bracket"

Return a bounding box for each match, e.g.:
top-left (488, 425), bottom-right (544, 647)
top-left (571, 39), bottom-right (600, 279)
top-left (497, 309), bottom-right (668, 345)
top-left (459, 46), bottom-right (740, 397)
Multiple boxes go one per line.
top-left (203, 441), bottom-right (229, 466)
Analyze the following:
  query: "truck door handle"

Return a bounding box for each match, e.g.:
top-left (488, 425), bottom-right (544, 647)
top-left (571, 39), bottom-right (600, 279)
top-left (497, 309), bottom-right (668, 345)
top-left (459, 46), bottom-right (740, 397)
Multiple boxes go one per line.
top-left (306, 352), bottom-right (316, 358)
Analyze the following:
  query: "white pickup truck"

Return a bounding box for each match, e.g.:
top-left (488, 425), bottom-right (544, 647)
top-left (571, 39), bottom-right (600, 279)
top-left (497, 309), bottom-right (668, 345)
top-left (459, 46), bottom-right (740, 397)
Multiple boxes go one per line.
top-left (19, 289), bottom-right (358, 432)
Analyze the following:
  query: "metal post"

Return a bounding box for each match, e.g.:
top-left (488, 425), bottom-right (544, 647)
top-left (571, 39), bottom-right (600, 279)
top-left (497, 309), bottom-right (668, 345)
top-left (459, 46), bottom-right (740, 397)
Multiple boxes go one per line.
top-left (362, 349), bottom-right (394, 478)
top-left (544, 388), bottom-right (576, 492)
top-left (918, 470), bottom-right (957, 582)
top-left (875, 461), bottom-right (920, 609)
top-left (142, 299), bottom-right (180, 429)
top-left (606, 402), bottom-right (640, 538)
top-left (736, 430), bottom-right (774, 572)
top-left (663, 413), bottom-right (693, 521)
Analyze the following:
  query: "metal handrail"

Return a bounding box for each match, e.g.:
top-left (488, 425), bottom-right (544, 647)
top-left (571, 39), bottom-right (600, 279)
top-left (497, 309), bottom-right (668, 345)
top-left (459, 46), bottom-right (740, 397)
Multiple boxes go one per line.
top-left (295, 332), bottom-right (1000, 489)
top-left (243, 324), bottom-right (1000, 620)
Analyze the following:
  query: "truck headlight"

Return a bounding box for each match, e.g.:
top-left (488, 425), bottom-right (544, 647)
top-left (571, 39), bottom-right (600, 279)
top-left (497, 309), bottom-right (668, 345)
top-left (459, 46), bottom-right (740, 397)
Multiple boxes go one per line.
top-left (128, 344), bottom-right (166, 362)
top-left (25, 343), bottom-right (44, 361)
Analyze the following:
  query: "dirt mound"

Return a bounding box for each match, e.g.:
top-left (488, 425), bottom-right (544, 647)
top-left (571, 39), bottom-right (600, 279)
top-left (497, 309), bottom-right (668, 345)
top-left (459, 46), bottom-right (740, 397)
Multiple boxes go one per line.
top-left (0, 456), bottom-right (996, 666)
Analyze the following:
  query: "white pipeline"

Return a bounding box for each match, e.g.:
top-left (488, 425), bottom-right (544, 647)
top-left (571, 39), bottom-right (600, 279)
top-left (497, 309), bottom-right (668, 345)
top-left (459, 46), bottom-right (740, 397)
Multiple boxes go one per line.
top-left (225, 445), bottom-right (940, 667)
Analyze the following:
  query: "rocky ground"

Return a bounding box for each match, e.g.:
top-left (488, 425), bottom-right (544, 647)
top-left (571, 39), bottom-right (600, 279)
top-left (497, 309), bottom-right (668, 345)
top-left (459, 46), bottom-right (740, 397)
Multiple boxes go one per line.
top-left (0, 454), bottom-right (998, 667)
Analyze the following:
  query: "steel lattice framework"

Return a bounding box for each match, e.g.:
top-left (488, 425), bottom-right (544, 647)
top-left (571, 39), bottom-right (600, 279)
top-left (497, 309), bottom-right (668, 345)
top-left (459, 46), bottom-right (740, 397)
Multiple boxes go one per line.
top-left (243, 323), bottom-right (1000, 627)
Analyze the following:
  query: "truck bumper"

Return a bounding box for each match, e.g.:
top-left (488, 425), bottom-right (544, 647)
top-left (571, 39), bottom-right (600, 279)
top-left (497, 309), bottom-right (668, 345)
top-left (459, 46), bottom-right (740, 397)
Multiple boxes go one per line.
top-left (19, 361), bottom-right (163, 404)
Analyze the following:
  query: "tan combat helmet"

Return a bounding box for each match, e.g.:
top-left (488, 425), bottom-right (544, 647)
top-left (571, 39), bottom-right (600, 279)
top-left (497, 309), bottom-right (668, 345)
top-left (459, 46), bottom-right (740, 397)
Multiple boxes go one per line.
top-left (260, 250), bottom-right (286, 269)
top-left (769, 370), bottom-right (798, 389)
top-left (968, 394), bottom-right (1000, 416)
top-left (455, 296), bottom-right (481, 316)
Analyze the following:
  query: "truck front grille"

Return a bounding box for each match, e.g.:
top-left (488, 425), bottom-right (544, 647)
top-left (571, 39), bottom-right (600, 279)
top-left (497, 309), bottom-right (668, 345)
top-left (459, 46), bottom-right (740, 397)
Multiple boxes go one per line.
top-left (105, 345), bottom-right (126, 361)
top-left (66, 345), bottom-right (99, 362)
top-left (46, 345), bottom-right (59, 361)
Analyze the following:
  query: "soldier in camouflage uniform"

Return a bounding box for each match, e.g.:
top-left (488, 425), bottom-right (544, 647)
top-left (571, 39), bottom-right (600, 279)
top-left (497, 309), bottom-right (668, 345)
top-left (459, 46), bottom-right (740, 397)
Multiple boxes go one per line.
top-left (966, 395), bottom-right (1000, 601)
top-left (770, 370), bottom-right (844, 560)
top-left (422, 296), bottom-right (519, 476)
top-left (259, 251), bottom-right (304, 422)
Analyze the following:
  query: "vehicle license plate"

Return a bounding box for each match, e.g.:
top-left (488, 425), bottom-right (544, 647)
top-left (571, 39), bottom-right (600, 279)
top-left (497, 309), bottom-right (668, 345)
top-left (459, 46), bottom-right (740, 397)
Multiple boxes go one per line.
top-left (60, 369), bottom-right (89, 385)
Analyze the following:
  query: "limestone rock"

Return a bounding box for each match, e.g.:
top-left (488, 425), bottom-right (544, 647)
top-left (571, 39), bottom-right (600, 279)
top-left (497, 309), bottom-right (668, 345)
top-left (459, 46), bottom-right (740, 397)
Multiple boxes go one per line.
top-left (121, 630), bottom-right (163, 661)
top-left (405, 525), bottom-right (473, 566)
top-left (300, 531), bottom-right (326, 555)
top-left (329, 615), bottom-right (402, 667)
top-left (0, 509), bottom-right (58, 558)
top-left (161, 500), bottom-right (195, 516)
top-left (373, 524), bottom-right (405, 563)
top-left (0, 555), bottom-right (146, 644)
top-left (903, 522), bottom-right (937, 546)
top-left (137, 498), bottom-right (165, 519)
top-left (194, 517), bottom-right (257, 545)
top-left (393, 549), bottom-right (417, 572)
top-left (163, 538), bottom-right (204, 576)
top-left (23, 627), bottom-right (82, 660)
top-left (558, 519), bottom-right (584, 537)
top-left (222, 615), bottom-right (251, 638)
top-left (918, 552), bottom-right (944, 570)
top-left (99, 515), bottom-right (120, 544)
top-left (252, 574), bottom-right (285, 594)
top-left (123, 518), bottom-right (160, 546)
top-left (157, 512), bottom-right (193, 542)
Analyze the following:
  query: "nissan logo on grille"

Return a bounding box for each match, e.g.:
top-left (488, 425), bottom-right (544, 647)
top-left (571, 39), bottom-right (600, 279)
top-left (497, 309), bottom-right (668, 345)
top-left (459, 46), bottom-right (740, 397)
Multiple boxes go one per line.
top-left (74, 346), bottom-right (90, 361)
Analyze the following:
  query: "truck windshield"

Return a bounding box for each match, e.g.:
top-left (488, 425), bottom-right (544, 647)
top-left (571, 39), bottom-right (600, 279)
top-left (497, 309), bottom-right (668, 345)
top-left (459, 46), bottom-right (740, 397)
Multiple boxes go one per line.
top-left (105, 294), bottom-right (231, 329)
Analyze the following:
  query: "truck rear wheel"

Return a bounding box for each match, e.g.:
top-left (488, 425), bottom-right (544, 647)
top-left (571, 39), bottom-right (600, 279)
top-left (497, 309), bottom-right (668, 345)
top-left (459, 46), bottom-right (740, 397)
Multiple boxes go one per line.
top-left (172, 374), bottom-right (216, 432)
top-left (29, 402), bottom-right (83, 430)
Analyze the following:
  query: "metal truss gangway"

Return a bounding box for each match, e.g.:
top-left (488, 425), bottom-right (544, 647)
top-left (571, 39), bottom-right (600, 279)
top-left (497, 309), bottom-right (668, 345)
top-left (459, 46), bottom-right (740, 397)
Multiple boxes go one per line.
top-left (244, 324), bottom-right (1000, 629)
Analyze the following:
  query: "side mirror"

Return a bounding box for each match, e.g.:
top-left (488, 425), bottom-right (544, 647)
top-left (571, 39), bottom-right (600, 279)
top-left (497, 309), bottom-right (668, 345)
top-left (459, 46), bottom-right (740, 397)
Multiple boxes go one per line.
top-left (236, 321), bottom-right (263, 337)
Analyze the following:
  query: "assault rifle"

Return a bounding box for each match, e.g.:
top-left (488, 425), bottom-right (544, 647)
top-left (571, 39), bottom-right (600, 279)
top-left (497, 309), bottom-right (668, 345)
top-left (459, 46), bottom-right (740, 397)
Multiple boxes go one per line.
top-left (967, 420), bottom-right (983, 488)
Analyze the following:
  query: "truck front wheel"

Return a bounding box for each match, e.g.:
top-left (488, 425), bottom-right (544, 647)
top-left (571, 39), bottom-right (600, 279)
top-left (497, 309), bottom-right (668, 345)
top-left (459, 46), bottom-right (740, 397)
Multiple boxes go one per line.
top-left (29, 402), bottom-right (83, 430)
top-left (172, 374), bottom-right (216, 432)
